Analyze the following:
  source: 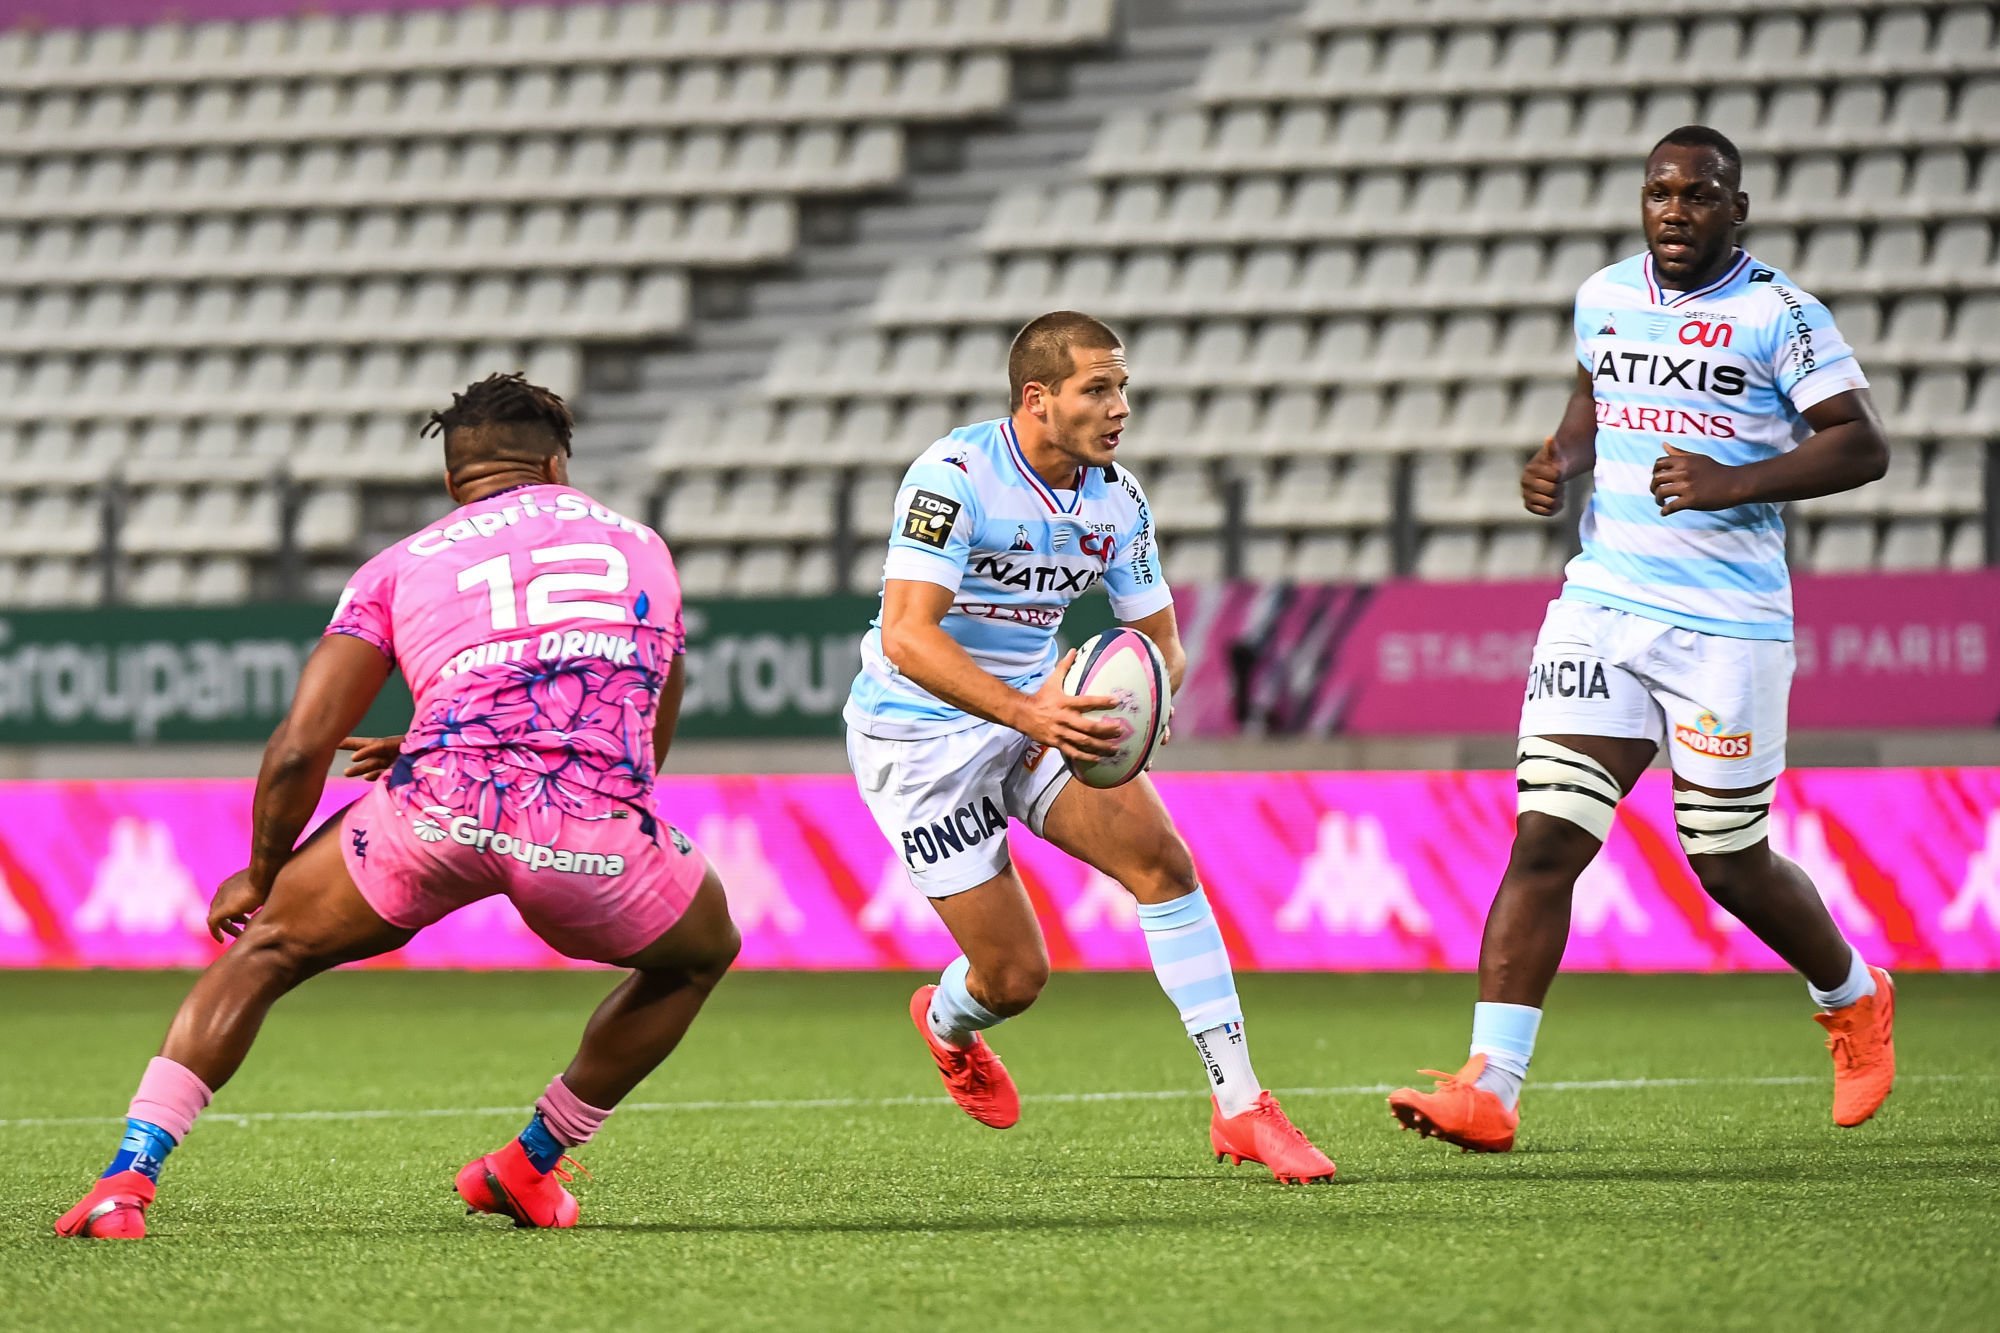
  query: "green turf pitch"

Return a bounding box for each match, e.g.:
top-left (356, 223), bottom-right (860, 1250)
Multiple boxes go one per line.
top-left (2, 971), bottom-right (1996, 1331)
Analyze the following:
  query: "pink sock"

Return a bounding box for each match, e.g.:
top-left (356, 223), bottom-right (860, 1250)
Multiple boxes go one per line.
top-left (128, 1056), bottom-right (214, 1144)
top-left (534, 1077), bottom-right (612, 1148)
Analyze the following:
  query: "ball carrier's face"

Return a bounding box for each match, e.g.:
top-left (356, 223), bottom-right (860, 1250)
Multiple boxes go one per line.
top-left (1015, 345), bottom-right (1131, 475)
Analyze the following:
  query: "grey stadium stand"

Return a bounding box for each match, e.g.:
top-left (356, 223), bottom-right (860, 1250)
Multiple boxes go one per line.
top-left (0, 0), bottom-right (1991, 605)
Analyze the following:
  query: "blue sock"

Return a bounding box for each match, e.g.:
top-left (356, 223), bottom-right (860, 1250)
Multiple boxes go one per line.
top-left (103, 1118), bottom-right (178, 1182)
top-left (928, 955), bottom-right (1004, 1049)
top-left (517, 1111), bottom-right (565, 1174)
top-left (1470, 1002), bottom-right (1543, 1110)
top-left (1136, 889), bottom-right (1244, 1034)
top-left (1137, 889), bottom-right (1262, 1116)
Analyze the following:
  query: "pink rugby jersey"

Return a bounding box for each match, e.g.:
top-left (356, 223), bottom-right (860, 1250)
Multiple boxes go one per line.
top-left (326, 485), bottom-right (686, 812)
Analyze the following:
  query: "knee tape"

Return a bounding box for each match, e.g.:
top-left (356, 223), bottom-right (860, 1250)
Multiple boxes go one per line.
top-left (1675, 782), bottom-right (1775, 856)
top-left (1516, 738), bottom-right (1621, 842)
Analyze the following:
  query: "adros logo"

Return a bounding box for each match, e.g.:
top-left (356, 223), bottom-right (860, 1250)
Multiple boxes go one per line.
top-left (1674, 712), bottom-right (1752, 759)
top-left (447, 816), bottom-right (626, 875)
top-left (1678, 319), bottom-right (1733, 348)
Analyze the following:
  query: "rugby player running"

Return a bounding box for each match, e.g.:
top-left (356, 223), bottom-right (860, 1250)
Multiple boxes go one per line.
top-left (845, 312), bottom-right (1335, 1183)
top-left (1389, 127), bottom-right (1896, 1152)
top-left (58, 375), bottom-right (741, 1236)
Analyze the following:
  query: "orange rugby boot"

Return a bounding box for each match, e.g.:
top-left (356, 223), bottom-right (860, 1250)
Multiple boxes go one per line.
top-left (910, 985), bottom-right (1020, 1129)
top-left (1210, 1092), bottom-right (1337, 1184)
top-left (455, 1138), bottom-right (583, 1229)
top-left (1815, 966), bottom-right (1896, 1128)
top-left (1388, 1054), bottom-right (1520, 1153)
top-left (54, 1170), bottom-right (156, 1239)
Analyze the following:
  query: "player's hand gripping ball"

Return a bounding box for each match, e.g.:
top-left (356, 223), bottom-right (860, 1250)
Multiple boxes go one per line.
top-left (1060, 628), bottom-right (1172, 789)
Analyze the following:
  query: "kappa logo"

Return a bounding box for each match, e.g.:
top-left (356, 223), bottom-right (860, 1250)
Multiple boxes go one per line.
top-left (697, 815), bottom-right (802, 934)
top-left (1277, 811), bottom-right (1432, 936)
top-left (1716, 810), bottom-right (1876, 936)
top-left (902, 490), bottom-right (962, 550)
top-left (1063, 868), bottom-right (1138, 931)
top-left (860, 855), bottom-right (949, 934)
top-left (1942, 811), bottom-right (2000, 933)
top-left (75, 818), bottom-right (207, 937)
top-left (1674, 711), bottom-right (1752, 759)
top-left (410, 805), bottom-right (453, 843)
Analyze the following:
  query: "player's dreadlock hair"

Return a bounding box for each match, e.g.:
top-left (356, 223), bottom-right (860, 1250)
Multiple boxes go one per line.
top-left (423, 372), bottom-right (575, 477)
top-left (1650, 125), bottom-right (1743, 187)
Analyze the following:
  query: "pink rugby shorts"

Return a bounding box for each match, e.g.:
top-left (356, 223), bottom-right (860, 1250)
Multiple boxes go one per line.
top-left (338, 755), bottom-right (705, 963)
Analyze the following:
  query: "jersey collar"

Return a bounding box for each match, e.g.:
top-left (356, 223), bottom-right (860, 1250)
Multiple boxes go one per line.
top-left (1000, 418), bottom-right (1084, 515)
top-left (1645, 247), bottom-right (1751, 309)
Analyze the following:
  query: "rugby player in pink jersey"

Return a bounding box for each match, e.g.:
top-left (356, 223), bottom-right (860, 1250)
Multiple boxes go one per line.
top-left (56, 374), bottom-right (740, 1238)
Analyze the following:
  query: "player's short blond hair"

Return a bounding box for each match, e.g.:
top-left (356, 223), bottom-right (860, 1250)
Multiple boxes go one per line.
top-left (1008, 311), bottom-right (1122, 409)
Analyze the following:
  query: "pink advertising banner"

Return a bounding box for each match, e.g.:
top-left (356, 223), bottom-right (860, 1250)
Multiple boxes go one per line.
top-left (1171, 570), bottom-right (2000, 737)
top-left (2, 768), bottom-right (1997, 971)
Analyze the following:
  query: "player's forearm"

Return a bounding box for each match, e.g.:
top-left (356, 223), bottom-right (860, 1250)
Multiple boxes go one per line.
top-left (1722, 424), bottom-right (1889, 505)
top-left (881, 621), bottom-right (1034, 732)
top-left (246, 732), bottom-right (332, 893)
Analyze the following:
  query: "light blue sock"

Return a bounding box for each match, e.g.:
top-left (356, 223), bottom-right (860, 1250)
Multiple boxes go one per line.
top-left (1807, 946), bottom-right (1876, 1011)
top-left (102, 1118), bottom-right (177, 1182)
top-left (1137, 888), bottom-right (1261, 1116)
top-left (1470, 1002), bottom-right (1543, 1110)
top-left (928, 955), bottom-right (1004, 1049)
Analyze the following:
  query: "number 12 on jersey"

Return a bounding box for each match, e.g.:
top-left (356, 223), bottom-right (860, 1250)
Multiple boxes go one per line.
top-left (456, 542), bottom-right (631, 630)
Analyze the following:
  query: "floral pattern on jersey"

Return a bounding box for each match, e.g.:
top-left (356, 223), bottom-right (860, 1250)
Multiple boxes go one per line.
top-left (399, 623), bottom-right (675, 817)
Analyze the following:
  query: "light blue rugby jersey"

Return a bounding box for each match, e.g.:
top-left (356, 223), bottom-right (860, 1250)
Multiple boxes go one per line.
top-left (1566, 248), bottom-right (1870, 640)
top-left (844, 417), bottom-right (1173, 739)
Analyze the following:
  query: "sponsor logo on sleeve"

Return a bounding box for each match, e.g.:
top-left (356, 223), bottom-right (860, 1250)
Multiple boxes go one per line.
top-left (901, 490), bottom-right (962, 550)
top-left (1673, 711), bottom-right (1753, 759)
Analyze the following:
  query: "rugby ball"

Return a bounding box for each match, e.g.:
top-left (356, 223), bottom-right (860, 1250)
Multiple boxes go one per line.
top-left (1060, 628), bottom-right (1172, 790)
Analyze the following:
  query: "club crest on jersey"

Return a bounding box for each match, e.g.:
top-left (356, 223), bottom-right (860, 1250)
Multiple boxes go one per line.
top-left (1674, 712), bottom-right (1753, 759)
top-left (1011, 525), bottom-right (1034, 552)
top-left (901, 490), bottom-right (962, 550)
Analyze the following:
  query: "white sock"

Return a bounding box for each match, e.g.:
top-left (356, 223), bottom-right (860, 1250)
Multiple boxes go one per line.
top-left (928, 955), bottom-right (1002, 1050)
top-left (1470, 1001), bottom-right (1542, 1111)
top-left (1807, 946), bottom-right (1876, 1011)
top-left (1135, 888), bottom-right (1265, 1115)
top-left (1194, 1022), bottom-right (1263, 1118)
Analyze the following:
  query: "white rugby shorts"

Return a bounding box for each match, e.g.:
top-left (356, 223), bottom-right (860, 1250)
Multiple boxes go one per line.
top-left (1519, 599), bottom-right (1793, 789)
top-left (846, 720), bottom-right (1073, 896)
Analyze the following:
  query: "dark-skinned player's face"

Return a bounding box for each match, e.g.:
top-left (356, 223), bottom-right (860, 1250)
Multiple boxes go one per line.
top-left (1028, 345), bottom-right (1129, 470)
top-left (1641, 144), bottom-right (1748, 290)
